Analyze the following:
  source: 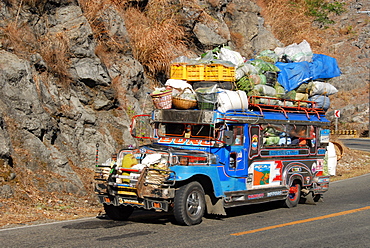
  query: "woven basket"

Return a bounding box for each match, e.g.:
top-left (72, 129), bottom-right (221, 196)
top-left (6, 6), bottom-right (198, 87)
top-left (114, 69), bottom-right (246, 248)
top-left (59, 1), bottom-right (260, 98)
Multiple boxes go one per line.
top-left (172, 87), bottom-right (197, 110)
top-left (150, 90), bottom-right (172, 109)
top-left (172, 97), bottom-right (197, 110)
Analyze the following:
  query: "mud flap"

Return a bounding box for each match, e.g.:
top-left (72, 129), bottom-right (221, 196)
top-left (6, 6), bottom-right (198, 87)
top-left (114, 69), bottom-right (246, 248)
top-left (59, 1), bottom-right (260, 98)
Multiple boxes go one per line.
top-left (205, 195), bottom-right (226, 215)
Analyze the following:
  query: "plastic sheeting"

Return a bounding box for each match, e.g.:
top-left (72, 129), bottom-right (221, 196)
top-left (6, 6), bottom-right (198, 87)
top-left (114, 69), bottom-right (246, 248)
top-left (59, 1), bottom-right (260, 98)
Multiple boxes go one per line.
top-left (309, 54), bottom-right (341, 80)
top-left (275, 61), bottom-right (311, 92)
top-left (276, 54), bottom-right (341, 92)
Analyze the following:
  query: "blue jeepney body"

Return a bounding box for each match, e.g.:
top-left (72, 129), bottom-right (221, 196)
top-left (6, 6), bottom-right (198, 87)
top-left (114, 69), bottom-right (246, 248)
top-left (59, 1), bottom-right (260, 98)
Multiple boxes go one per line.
top-left (95, 100), bottom-right (331, 216)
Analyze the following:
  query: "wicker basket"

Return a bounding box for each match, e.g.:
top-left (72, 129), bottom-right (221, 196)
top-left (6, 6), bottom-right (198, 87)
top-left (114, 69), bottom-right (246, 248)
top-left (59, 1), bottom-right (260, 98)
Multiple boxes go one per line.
top-left (172, 87), bottom-right (197, 110)
top-left (172, 97), bottom-right (197, 110)
top-left (150, 90), bottom-right (172, 109)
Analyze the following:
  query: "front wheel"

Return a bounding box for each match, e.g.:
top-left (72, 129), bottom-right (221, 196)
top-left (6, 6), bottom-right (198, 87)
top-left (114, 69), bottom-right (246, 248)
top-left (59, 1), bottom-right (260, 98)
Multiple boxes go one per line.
top-left (174, 181), bottom-right (206, 226)
top-left (283, 182), bottom-right (301, 208)
top-left (103, 204), bottom-right (134, 221)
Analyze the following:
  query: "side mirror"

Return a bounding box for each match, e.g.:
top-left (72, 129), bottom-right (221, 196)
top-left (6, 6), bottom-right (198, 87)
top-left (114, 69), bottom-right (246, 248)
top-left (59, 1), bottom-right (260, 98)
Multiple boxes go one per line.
top-left (223, 130), bottom-right (234, 146)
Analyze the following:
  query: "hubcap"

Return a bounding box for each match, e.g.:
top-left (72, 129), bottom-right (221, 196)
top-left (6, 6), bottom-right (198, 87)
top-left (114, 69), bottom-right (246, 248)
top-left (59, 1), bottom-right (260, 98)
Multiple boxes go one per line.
top-left (186, 191), bottom-right (201, 217)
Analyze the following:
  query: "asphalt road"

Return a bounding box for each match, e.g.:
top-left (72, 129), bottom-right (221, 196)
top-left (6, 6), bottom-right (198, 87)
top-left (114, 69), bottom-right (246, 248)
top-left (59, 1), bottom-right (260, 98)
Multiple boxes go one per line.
top-left (1, 173), bottom-right (370, 247)
top-left (340, 138), bottom-right (370, 152)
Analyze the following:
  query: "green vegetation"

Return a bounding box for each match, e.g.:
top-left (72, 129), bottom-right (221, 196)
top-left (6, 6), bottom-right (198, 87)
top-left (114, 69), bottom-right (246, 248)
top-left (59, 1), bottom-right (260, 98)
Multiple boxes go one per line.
top-left (303, 0), bottom-right (346, 27)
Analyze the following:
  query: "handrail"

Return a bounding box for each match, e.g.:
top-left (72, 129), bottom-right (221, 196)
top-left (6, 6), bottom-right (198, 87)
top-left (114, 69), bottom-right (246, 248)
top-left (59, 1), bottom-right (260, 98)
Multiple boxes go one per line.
top-left (248, 96), bottom-right (325, 116)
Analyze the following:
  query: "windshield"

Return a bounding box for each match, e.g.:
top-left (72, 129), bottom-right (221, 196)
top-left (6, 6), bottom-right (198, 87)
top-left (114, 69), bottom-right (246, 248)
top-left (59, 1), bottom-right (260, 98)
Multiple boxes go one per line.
top-left (157, 123), bottom-right (218, 139)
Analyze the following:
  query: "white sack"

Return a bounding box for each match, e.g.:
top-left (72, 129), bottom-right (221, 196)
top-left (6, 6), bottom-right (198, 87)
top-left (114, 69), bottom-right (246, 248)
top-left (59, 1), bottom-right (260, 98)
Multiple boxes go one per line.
top-left (254, 84), bottom-right (276, 97)
top-left (217, 90), bottom-right (248, 113)
top-left (219, 47), bottom-right (244, 68)
top-left (274, 40), bottom-right (313, 62)
top-left (310, 81), bottom-right (338, 96)
top-left (141, 154), bottom-right (162, 165)
top-left (165, 79), bottom-right (194, 96)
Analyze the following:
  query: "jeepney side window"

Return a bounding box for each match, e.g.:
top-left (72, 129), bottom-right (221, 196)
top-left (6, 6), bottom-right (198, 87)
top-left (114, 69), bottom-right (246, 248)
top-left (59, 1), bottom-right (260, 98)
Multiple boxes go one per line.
top-left (261, 124), bottom-right (287, 147)
top-left (233, 126), bottom-right (243, 145)
top-left (191, 124), bottom-right (214, 138)
top-left (286, 125), bottom-right (315, 146)
top-left (158, 123), bottom-right (185, 137)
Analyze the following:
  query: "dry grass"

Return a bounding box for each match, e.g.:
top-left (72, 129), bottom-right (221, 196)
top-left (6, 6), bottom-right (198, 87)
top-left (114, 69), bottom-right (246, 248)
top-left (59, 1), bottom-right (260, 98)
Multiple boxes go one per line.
top-left (79, 0), bottom-right (130, 58)
top-left (255, 0), bottom-right (328, 51)
top-left (39, 32), bottom-right (71, 84)
top-left (123, 2), bottom-right (188, 80)
top-left (0, 164), bottom-right (101, 229)
top-left (79, 0), bottom-right (189, 82)
top-left (0, 21), bottom-right (36, 56)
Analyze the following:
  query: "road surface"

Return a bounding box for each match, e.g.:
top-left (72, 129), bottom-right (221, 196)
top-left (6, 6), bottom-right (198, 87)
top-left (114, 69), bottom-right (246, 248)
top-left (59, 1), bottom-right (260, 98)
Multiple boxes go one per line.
top-left (340, 138), bottom-right (370, 152)
top-left (1, 173), bottom-right (369, 248)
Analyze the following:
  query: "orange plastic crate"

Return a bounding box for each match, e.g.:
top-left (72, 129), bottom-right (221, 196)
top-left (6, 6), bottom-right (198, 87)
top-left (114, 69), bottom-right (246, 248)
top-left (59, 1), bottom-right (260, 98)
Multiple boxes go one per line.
top-left (223, 66), bottom-right (236, 81)
top-left (205, 64), bottom-right (224, 81)
top-left (170, 63), bottom-right (187, 80)
top-left (186, 64), bottom-right (205, 81)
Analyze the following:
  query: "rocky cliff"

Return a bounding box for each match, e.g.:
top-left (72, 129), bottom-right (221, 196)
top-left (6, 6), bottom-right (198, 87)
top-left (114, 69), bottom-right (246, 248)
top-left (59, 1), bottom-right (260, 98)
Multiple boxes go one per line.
top-left (0, 0), bottom-right (368, 213)
top-left (0, 0), bottom-right (281, 203)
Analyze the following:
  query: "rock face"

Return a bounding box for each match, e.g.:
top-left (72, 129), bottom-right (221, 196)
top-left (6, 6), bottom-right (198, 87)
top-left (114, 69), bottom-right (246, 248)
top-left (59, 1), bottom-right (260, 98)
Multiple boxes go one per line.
top-left (0, 0), bottom-right (280, 199)
top-left (0, 0), bottom-right (368, 201)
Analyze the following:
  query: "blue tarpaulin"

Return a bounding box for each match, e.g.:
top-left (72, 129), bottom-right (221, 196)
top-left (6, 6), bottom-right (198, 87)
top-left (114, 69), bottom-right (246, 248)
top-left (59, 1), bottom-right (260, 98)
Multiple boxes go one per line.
top-left (310, 54), bottom-right (341, 80)
top-left (276, 54), bottom-right (341, 92)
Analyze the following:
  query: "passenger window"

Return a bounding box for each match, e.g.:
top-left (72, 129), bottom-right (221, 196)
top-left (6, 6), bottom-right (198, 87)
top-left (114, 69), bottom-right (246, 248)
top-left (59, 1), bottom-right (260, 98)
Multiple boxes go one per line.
top-left (233, 126), bottom-right (243, 145)
top-left (261, 124), bottom-right (286, 147)
top-left (158, 123), bottom-right (185, 137)
top-left (287, 125), bottom-right (315, 146)
top-left (261, 124), bottom-right (316, 147)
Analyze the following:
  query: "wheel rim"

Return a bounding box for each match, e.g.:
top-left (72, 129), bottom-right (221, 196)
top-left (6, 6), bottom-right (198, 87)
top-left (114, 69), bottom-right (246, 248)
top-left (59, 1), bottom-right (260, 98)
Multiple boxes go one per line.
top-left (186, 190), bottom-right (202, 217)
top-left (288, 184), bottom-right (299, 201)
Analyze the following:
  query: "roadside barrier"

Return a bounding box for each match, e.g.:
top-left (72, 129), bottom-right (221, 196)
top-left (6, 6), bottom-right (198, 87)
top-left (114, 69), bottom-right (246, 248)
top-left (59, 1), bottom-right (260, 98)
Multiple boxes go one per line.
top-left (330, 130), bottom-right (357, 136)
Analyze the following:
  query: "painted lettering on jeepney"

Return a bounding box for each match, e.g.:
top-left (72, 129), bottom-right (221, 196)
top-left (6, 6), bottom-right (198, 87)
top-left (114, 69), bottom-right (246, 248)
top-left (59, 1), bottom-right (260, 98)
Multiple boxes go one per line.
top-left (157, 137), bottom-right (216, 146)
top-left (248, 193), bottom-right (264, 200)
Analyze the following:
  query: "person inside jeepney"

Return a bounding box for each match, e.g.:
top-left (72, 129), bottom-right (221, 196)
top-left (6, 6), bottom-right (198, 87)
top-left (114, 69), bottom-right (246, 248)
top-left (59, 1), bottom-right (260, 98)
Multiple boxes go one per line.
top-left (289, 125), bottom-right (314, 146)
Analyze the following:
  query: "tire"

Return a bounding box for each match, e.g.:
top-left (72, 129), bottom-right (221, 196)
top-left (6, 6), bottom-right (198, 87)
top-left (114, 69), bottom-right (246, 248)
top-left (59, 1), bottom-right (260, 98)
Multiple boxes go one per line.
top-left (313, 193), bottom-right (322, 202)
top-left (174, 181), bottom-right (206, 226)
top-left (283, 182), bottom-right (301, 208)
top-left (103, 204), bottom-right (134, 221)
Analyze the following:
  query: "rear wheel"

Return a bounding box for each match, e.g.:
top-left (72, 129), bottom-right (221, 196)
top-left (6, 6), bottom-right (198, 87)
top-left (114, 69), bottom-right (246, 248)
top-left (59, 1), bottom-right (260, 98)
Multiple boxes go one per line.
top-left (313, 193), bottom-right (322, 202)
top-left (283, 182), bottom-right (301, 208)
top-left (103, 204), bottom-right (134, 221)
top-left (174, 181), bottom-right (206, 226)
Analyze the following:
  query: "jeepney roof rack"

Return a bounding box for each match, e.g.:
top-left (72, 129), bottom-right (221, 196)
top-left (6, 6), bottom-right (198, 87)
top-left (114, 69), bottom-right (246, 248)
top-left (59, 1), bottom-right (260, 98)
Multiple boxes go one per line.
top-left (248, 96), bottom-right (325, 120)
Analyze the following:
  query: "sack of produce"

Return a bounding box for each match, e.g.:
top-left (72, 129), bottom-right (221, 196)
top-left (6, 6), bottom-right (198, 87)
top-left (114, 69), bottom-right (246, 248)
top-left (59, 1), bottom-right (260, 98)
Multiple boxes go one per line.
top-left (219, 47), bottom-right (244, 67)
top-left (309, 95), bottom-right (330, 111)
top-left (295, 82), bottom-right (313, 94)
top-left (310, 81), bottom-right (338, 96)
top-left (236, 76), bottom-right (254, 93)
top-left (275, 83), bottom-right (285, 98)
top-left (295, 93), bottom-right (309, 101)
top-left (254, 84), bottom-right (276, 97)
top-left (274, 40), bottom-right (313, 62)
